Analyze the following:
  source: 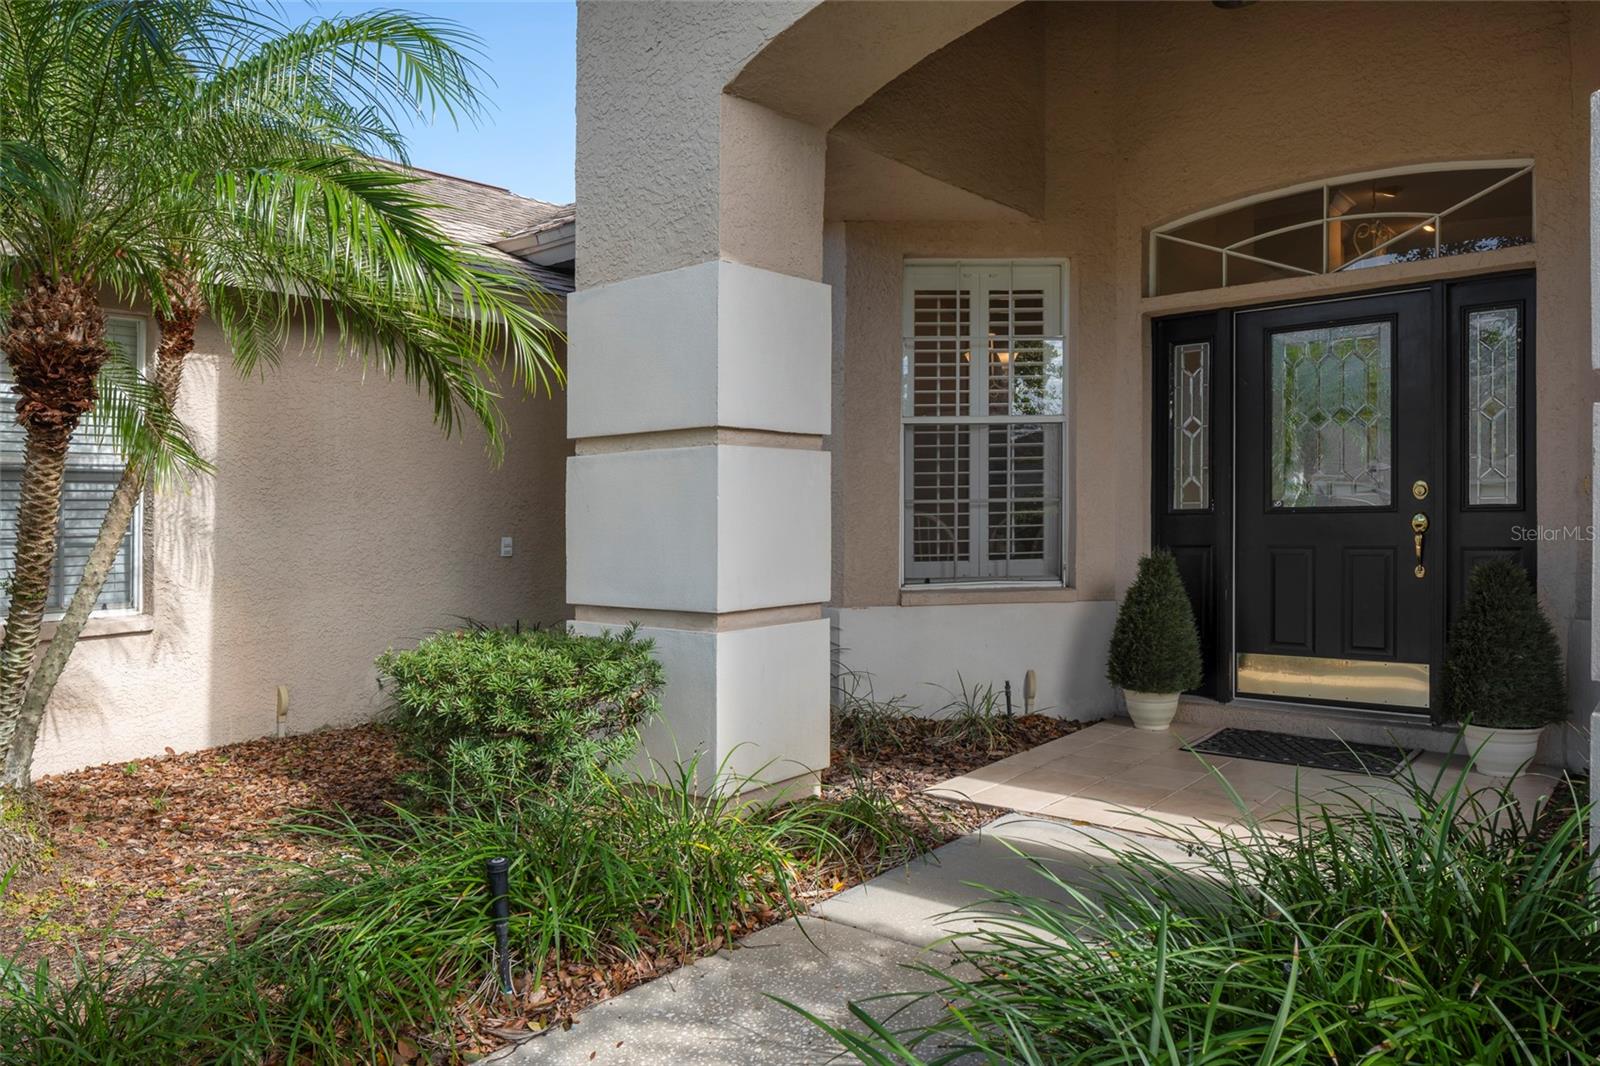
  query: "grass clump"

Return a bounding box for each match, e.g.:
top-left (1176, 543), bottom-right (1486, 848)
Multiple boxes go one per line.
top-left (832, 660), bottom-right (915, 757)
top-left (378, 624), bottom-right (664, 797)
top-left (930, 674), bottom-right (1014, 755)
top-left (803, 772), bottom-right (1600, 1064)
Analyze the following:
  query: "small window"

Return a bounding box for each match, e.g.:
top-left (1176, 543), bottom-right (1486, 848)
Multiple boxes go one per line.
top-left (1151, 164), bottom-right (1533, 296)
top-left (0, 314), bottom-right (143, 615)
top-left (902, 262), bottom-right (1065, 584)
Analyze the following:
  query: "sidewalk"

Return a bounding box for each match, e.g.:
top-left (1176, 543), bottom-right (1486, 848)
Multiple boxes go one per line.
top-left (504, 814), bottom-right (1176, 1064)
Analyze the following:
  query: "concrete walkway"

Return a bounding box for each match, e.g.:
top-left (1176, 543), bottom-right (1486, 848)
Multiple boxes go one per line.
top-left (505, 814), bottom-right (1179, 1065)
top-left (927, 719), bottom-right (1567, 836)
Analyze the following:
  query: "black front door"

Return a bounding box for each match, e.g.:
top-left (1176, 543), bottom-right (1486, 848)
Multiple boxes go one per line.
top-left (1234, 291), bottom-right (1440, 709)
top-left (1152, 274), bottom-right (1537, 716)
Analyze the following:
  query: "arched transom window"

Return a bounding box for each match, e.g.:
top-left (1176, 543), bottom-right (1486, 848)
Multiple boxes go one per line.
top-left (1149, 162), bottom-right (1533, 297)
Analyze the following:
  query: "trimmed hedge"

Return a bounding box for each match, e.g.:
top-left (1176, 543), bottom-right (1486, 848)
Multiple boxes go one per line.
top-left (378, 625), bottom-right (664, 795)
top-left (1105, 550), bottom-right (1203, 695)
top-left (1442, 560), bottom-right (1565, 729)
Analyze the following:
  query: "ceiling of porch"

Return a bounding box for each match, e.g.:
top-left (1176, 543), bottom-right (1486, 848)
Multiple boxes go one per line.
top-left (824, 3), bottom-right (1046, 223)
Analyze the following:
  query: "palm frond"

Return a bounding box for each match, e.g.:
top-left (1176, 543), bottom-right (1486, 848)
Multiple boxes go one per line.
top-left (0, 0), bottom-right (560, 461)
top-left (86, 351), bottom-right (212, 486)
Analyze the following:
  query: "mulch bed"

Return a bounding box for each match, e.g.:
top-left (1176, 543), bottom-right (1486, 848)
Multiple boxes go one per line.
top-left (1, 726), bottom-right (417, 969)
top-left (0, 713), bottom-right (1081, 1057)
top-left (822, 711), bottom-right (1080, 839)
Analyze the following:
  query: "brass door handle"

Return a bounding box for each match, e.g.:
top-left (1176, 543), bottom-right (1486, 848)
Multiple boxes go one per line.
top-left (1411, 512), bottom-right (1429, 578)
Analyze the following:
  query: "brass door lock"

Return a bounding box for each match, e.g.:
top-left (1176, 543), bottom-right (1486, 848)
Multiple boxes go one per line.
top-left (1412, 479), bottom-right (1429, 500)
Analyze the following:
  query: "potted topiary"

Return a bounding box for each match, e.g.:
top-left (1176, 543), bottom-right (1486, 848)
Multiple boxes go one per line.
top-left (1441, 559), bottom-right (1566, 777)
top-left (1106, 550), bottom-right (1203, 731)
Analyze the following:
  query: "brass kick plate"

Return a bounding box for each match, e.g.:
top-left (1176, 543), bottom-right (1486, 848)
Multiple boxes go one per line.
top-left (1236, 653), bottom-right (1430, 709)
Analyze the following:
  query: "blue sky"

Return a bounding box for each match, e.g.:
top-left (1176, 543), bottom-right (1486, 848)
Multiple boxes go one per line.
top-left (274, 1), bottom-right (577, 203)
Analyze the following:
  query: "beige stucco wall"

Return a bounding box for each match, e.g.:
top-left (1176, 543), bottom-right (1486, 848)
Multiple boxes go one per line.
top-left (31, 313), bottom-right (568, 777)
top-left (824, 1), bottom-right (1600, 761)
top-left (575, 0), bottom-right (819, 288)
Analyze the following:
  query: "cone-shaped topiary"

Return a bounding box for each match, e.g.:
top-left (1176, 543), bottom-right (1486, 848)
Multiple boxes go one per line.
top-left (1106, 550), bottom-right (1204, 694)
top-left (1442, 560), bottom-right (1565, 729)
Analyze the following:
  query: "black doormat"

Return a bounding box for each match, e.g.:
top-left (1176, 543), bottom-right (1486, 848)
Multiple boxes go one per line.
top-left (1185, 727), bottom-right (1419, 776)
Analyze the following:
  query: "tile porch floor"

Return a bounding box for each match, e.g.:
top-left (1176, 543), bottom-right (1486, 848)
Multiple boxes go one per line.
top-left (926, 718), bottom-right (1569, 835)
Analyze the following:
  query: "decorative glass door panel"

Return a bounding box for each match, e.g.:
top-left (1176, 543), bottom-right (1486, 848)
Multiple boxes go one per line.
top-left (1269, 322), bottom-right (1393, 509)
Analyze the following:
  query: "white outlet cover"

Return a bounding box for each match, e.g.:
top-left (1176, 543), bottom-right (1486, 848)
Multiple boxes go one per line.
top-left (499, 536), bottom-right (514, 557)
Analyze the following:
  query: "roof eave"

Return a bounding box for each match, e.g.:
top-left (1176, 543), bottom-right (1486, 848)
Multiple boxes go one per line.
top-left (495, 220), bottom-right (576, 265)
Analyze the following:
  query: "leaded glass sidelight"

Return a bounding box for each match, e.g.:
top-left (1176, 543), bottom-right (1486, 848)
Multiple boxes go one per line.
top-left (1269, 322), bottom-right (1393, 508)
top-left (1170, 341), bottom-right (1210, 510)
top-left (1466, 306), bottom-right (1520, 505)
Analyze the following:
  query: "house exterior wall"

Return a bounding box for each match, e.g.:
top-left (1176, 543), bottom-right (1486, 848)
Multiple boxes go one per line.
top-left (31, 312), bottom-right (569, 777)
top-left (827, 1), bottom-right (1600, 768)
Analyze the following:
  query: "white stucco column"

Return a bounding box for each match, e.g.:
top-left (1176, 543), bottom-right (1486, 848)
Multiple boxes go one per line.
top-left (568, 3), bottom-right (831, 789)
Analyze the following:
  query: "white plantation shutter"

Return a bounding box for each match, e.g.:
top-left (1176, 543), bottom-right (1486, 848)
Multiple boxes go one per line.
top-left (0, 314), bottom-right (142, 614)
top-left (902, 264), bottom-right (1066, 584)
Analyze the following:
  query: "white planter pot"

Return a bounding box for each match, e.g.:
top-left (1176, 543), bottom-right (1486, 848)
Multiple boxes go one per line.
top-left (1462, 724), bottom-right (1544, 778)
top-left (1123, 690), bottom-right (1180, 732)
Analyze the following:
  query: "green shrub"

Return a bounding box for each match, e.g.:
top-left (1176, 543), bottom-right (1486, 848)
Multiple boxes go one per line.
top-left (378, 624), bottom-right (664, 796)
top-left (801, 774), bottom-right (1600, 1064)
top-left (1442, 559), bottom-right (1566, 729)
top-left (1105, 550), bottom-right (1202, 694)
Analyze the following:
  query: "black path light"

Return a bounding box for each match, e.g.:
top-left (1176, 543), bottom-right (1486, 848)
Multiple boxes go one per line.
top-left (486, 856), bottom-right (514, 995)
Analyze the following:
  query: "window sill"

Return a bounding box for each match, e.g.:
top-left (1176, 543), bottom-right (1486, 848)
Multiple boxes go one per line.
top-left (898, 584), bottom-right (1082, 607)
top-left (38, 613), bottom-right (155, 643)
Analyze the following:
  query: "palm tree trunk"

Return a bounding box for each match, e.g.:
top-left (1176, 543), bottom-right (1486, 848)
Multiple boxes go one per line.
top-left (0, 424), bottom-right (73, 789)
top-left (0, 276), bottom-right (107, 792)
top-left (4, 305), bottom-right (196, 787)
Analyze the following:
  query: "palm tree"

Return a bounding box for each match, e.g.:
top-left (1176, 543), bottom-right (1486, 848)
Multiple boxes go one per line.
top-left (0, 1), bottom-right (561, 814)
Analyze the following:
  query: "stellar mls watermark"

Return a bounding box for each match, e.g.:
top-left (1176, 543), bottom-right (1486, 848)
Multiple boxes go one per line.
top-left (1510, 525), bottom-right (1595, 542)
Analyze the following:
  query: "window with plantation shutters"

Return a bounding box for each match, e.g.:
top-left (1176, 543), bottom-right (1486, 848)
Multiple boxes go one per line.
top-left (0, 315), bottom-right (142, 615)
top-left (902, 263), bottom-right (1066, 584)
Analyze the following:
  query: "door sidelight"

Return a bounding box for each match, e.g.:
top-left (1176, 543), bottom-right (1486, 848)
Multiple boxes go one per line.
top-left (1411, 512), bottom-right (1429, 578)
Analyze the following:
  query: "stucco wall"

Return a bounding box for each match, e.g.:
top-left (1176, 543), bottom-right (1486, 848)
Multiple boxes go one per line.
top-left (824, 1), bottom-right (1600, 765)
top-left (575, 0), bottom-right (818, 288)
top-left (829, 3), bottom-right (1046, 219)
top-left (31, 314), bottom-right (568, 777)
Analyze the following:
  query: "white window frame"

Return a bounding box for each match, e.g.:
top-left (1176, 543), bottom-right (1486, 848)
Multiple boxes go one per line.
top-left (0, 312), bottom-right (146, 620)
top-left (84, 312), bottom-right (146, 619)
top-left (898, 259), bottom-right (1071, 590)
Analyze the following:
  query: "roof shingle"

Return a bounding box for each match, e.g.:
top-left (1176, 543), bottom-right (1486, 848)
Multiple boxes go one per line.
top-left (394, 164), bottom-right (575, 295)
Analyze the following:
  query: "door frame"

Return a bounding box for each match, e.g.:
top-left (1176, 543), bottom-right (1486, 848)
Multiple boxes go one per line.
top-left (1150, 271), bottom-right (1536, 719)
